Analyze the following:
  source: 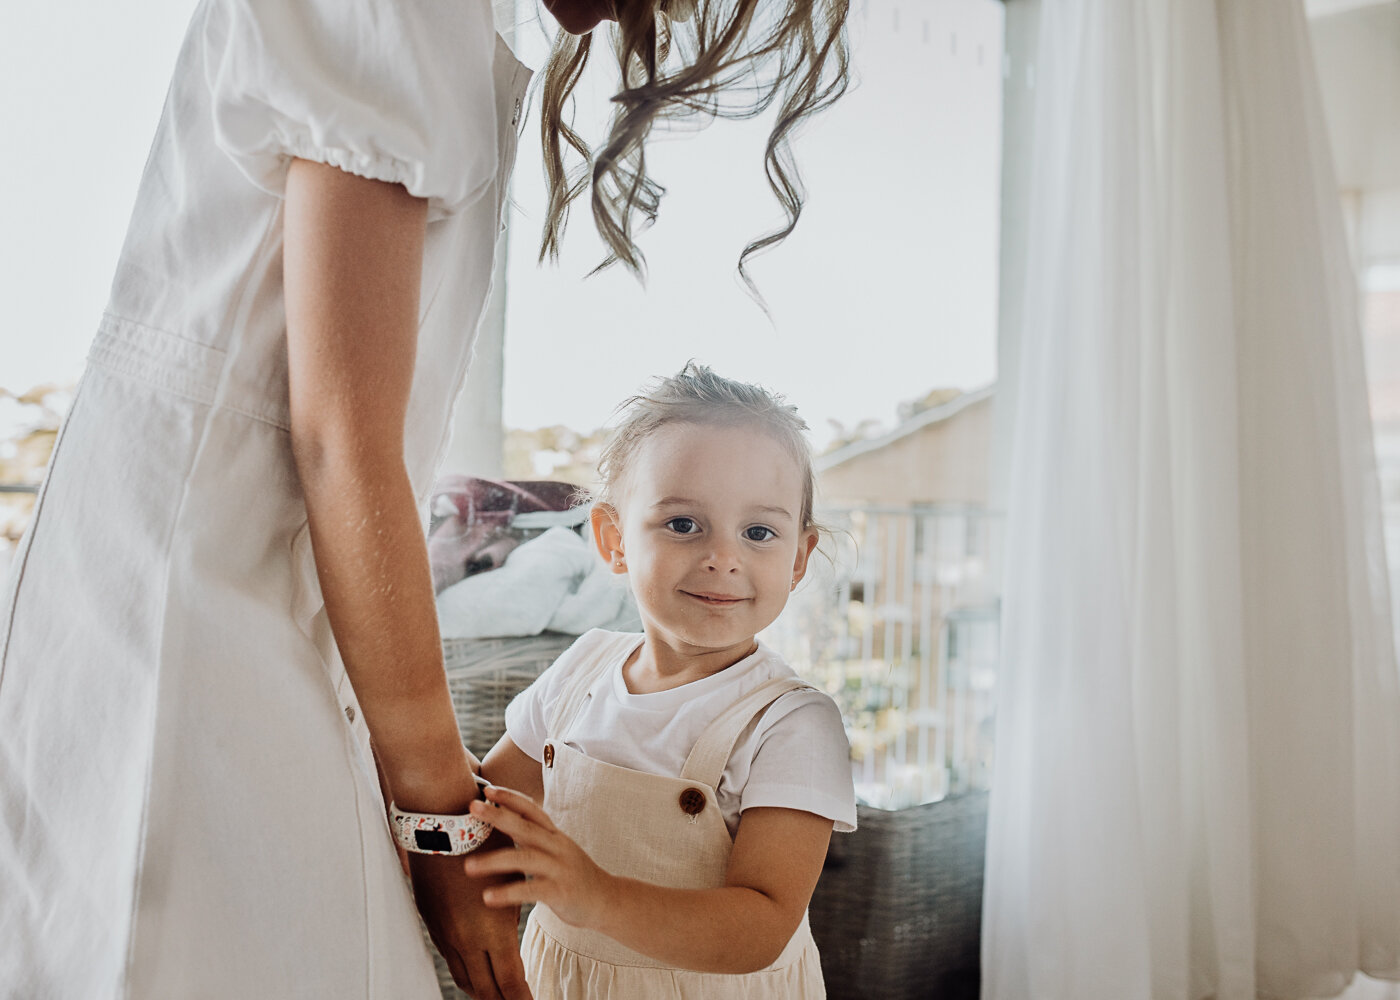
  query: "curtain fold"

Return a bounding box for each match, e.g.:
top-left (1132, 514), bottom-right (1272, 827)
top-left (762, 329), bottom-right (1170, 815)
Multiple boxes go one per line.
top-left (983, 2), bottom-right (1400, 998)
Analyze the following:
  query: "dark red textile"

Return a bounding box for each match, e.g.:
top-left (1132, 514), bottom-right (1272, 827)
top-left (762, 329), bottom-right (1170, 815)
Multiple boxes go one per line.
top-left (428, 477), bottom-right (581, 593)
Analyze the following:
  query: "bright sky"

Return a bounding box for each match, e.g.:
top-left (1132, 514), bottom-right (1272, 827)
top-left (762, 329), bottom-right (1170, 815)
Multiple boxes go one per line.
top-left (0, 0), bottom-right (1003, 448)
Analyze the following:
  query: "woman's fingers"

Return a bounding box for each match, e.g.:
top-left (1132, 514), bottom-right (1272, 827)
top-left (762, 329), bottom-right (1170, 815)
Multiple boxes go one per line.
top-left (488, 944), bottom-right (535, 1000)
top-left (461, 949), bottom-right (505, 1000)
top-left (426, 929), bottom-right (459, 981)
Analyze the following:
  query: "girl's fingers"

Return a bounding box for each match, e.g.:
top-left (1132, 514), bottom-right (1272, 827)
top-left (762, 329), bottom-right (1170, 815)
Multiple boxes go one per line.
top-left (481, 879), bottom-right (542, 908)
top-left (468, 798), bottom-right (549, 848)
top-left (464, 845), bottom-right (551, 880)
top-left (483, 784), bottom-right (558, 832)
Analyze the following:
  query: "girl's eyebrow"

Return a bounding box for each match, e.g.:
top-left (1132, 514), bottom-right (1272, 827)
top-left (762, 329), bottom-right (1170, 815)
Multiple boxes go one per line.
top-left (649, 497), bottom-right (795, 520)
top-left (753, 505), bottom-right (795, 520)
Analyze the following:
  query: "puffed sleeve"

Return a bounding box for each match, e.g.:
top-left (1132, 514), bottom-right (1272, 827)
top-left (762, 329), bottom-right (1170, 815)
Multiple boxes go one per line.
top-left (203, 0), bottom-right (500, 220)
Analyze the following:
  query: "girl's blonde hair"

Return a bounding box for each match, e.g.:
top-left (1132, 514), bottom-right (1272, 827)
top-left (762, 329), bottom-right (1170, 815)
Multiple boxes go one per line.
top-left (596, 361), bottom-right (817, 529)
top-left (536, 0), bottom-right (851, 291)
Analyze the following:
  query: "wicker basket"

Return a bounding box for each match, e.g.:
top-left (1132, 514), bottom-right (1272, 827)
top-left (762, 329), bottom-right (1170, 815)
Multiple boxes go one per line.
top-left (442, 633), bottom-right (579, 755)
top-left (809, 792), bottom-right (988, 1000)
top-left (431, 632), bottom-right (578, 1000)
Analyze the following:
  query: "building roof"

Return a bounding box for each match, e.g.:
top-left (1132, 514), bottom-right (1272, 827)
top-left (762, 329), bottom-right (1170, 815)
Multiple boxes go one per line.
top-left (817, 383), bottom-right (996, 473)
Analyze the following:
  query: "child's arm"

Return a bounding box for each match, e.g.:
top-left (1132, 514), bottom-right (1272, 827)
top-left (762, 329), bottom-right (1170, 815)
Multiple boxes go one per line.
top-left (464, 786), bottom-right (833, 974)
top-left (480, 736), bottom-right (546, 803)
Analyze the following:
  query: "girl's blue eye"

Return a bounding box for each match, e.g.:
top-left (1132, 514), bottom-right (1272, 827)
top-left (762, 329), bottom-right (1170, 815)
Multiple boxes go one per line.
top-left (745, 526), bottom-right (776, 542)
top-left (666, 517), bottom-right (699, 534)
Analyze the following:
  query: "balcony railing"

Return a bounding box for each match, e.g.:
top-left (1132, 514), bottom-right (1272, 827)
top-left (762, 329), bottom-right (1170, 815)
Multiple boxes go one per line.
top-left (763, 504), bottom-right (1003, 809)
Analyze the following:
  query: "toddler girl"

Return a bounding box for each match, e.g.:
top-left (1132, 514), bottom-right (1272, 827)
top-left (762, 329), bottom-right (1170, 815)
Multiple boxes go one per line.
top-left (474, 362), bottom-right (856, 998)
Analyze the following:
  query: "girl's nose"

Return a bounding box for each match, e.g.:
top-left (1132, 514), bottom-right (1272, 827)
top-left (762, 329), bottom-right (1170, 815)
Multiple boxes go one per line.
top-left (704, 539), bottom-right (742, 572)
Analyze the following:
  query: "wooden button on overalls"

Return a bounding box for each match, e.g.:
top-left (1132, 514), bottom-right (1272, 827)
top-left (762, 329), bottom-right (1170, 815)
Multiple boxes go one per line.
top-left (678, 788), bottom-right (706, 815)
top-left (543, 743), bottom-right (555, 768)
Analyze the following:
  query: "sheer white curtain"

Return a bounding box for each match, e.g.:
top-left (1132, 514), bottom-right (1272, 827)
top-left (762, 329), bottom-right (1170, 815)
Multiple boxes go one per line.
top-left (983, 2), bottom-right (1400, 998)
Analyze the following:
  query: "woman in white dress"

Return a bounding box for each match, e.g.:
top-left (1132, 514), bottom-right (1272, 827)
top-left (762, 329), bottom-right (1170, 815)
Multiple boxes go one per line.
top-left (0, 0), bottom-right (849, 997)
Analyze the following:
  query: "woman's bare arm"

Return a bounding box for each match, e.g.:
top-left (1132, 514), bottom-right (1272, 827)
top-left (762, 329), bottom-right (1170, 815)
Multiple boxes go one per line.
top-left (283, 158), bottom-right (530, 1000)
top-left (283, 159), bottom-right (467, 812)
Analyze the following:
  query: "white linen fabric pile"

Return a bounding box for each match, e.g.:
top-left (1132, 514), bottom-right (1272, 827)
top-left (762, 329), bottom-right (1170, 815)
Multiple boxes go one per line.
top-left (436, 526), bottom-right (642, 638)
top-left (986, 2), bottom-right (1400, 998)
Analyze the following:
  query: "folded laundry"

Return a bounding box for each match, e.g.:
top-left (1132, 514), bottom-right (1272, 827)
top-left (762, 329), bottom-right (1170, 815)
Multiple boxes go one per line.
top-left (435, 526), bottom-right (640, 639)
top-left (427, 476), bottom-right (581, 593)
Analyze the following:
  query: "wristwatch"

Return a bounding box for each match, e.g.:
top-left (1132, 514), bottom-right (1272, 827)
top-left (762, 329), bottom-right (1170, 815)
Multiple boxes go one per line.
top-left (389, 775), bottom-right (493, 856)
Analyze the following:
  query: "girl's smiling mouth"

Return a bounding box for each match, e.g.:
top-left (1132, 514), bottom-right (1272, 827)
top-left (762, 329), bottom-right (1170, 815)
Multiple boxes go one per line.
top-left (683, 591), bottom-right (748, 606)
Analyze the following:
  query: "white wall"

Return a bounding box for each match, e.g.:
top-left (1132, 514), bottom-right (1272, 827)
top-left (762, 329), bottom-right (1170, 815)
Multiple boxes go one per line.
top-left (1310, 1), bottom-right (1400, 267)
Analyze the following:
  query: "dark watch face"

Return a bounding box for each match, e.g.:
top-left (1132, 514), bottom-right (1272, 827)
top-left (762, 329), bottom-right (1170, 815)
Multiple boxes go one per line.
top-left (414, 829), bottom-right (452, 853)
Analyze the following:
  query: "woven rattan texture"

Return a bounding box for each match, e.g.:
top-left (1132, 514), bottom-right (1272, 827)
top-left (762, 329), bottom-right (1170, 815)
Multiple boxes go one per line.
top-left (810, 792), bottom-right (988, 999)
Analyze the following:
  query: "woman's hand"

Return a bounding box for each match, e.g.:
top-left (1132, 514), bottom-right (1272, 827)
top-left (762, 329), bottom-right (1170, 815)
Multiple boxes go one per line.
top-left (409, 831), bottom-right (534, 1000)
top-left (463, 786), bottom-right (614, 929)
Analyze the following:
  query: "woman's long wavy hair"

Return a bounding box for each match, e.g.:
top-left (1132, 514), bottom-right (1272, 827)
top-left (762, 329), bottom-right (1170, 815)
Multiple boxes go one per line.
top-left (536, 0), bottom-right (851, 292)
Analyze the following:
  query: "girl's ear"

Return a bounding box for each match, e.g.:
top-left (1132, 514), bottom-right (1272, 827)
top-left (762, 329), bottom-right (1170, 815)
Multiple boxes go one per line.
top-left (591, 503), bottom-right (627, 574)
top-left (790, 527), bottom-right (820, 589)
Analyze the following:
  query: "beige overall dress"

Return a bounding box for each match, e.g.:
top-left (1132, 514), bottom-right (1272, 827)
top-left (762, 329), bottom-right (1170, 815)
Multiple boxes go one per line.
top-left (520, 657), bottom-right (828, 999)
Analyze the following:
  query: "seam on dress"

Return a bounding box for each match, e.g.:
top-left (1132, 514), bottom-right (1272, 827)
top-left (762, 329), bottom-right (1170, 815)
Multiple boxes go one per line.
top-left (0, 371), bottom-right (89, 696)
top-left (83, 348), bottom-right (293, 432)
top-left (287, 537), bottom-right (380, 996)
top-left (99, 312), bottom-right (230, 355)
top-left (116, 390), bottom-right (216, 1000)
top-left (88, 314), bottom-right (224, 406)
top-left (120, 202), bottom-right (280, 997)
top-left (219, 400), bottom-right (291, 432)
top-left (84, 354), bottom-right (219, 408)
top-left (277, 135), bottom-right (415, 193)
top-left (349, 733), bottom-right (373, 1000)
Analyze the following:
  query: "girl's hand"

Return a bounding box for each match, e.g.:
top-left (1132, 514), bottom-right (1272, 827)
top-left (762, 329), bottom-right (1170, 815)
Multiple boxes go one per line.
top-left (463, 785), bottom-right (613, 929)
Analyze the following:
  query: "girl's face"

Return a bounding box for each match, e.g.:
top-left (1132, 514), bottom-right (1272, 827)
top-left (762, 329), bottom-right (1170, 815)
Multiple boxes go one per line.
top-left (593, 420), bottom-right (819, 661)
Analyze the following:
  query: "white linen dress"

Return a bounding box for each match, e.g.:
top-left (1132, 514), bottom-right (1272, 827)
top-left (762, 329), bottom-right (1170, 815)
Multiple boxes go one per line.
top-left (0, 0), bottom-right (530, 995)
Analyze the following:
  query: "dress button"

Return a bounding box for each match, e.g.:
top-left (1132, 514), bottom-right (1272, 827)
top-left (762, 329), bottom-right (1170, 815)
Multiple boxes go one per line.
top-left (344, 705), bottom-right (356, 723)
top-left (543, 743), bottom-right (555, 768)
top-left (679, 788), bottom-right (706, 816)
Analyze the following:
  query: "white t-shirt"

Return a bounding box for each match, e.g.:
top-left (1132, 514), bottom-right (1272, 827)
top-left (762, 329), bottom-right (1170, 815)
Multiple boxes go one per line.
top-left (505, 629), bottom-right (858, 837)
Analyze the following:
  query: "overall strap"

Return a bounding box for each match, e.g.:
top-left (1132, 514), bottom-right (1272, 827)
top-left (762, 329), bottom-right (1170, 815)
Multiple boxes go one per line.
top-left (545, 634), bottom-right (640, 739)
top-left (679, 676), bottom-right (815, 790)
